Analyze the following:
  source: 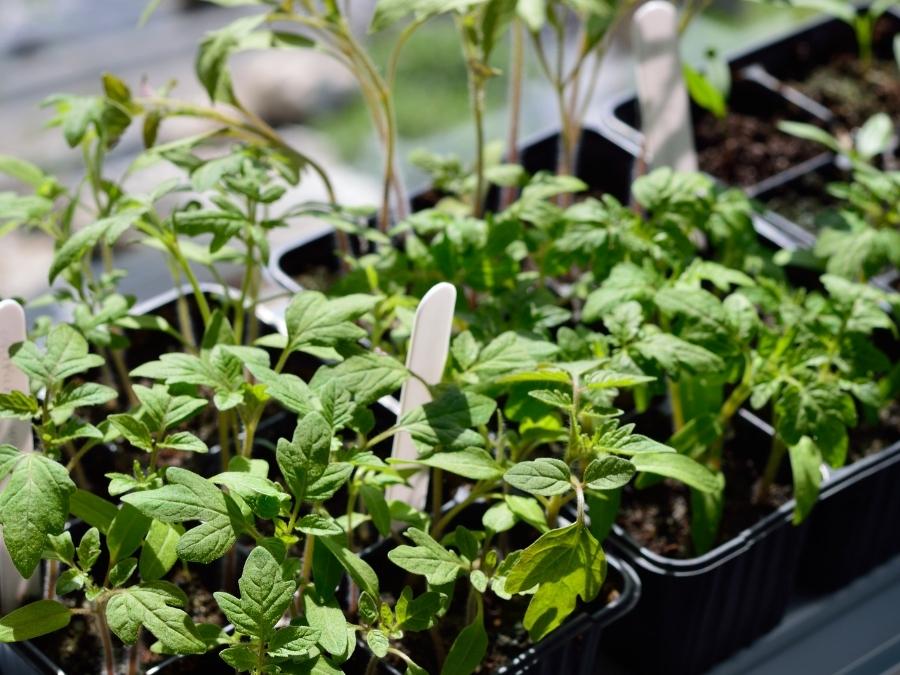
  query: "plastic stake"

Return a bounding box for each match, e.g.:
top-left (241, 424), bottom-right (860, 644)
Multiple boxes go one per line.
top-left (0, 299), bottom-right (37, 612)
top-left (632, 0), bottom-right (698, 172)
top-left (385, 283), bottom-right (457, 512)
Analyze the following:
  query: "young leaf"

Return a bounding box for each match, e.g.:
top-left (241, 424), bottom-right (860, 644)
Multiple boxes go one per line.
top-left (212, 472), bottom-right (288, 519)
top-left (303, 593), bottom-right (350, 658)
top-left (505, 523), bottom-right (606, 641)
top-left (107, 503), bottom-right (152, 565)
top-left (395, 587), bottom-right (443, 631)
top-left (69, 489), bottom-right (117, 533)
top-left (268, 625), bottom-right (321, 658)
top-left (140, 520), bottom-right (182, 580)
top-left (0, 391), bottom-right (38, 420)
top-left (122, 467), bottom-right (238, 563)
top-left (106, 581), bottom-right (206, 653)
top-left (276, 411), bottom-right (332, 501)
top-left (584, 456), bottom-right (636, 491)
top-left (0, 600), bottom-right (71, 642)
top-left (318, 535), bottom-right (380, 599)
top-left (49, 382), bottom-right (116, 425)
top-left (360, 484), bottom-right (391, 537)
top-left (396, 388), bottom-right (495, 451)
top-left (0, 449), bottom-right (76, 577)
top-left (441, 602), bottom-right (488, 675)
top-left (366, 629), bottom-right (390, 658)
top-left (387, 528), bottom-right (467, 585)
top-left (281, 292), bottom-right (375, 355)
top-left (11, 324), bottom-right (104, 389)
top-left (630, 452), bottom-right (721, 493)
top-left (213, 546), bottom-right (295, 640)
top-left (790, 436), bottom-right (823, 524)
top-left (108, 414), bottom-right (154, 452)
top-left (503, 458), bottom-right (572, 497)
top-left (392, 446), bottom-right (503, 481)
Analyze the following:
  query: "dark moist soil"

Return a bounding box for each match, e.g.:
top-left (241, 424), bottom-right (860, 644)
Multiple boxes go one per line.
top-left (31, 615), bottom-right (163, 674)
top-left (760, 168), bottom-right (842, 233)
top-left (694, 109), bottom-right (822, 188)
top-left (791, 55), bottom-right (900, 131)
top-left (616, 410), bottom-right (791, 559)
top-left (848, 400), bottom-right (900, 463)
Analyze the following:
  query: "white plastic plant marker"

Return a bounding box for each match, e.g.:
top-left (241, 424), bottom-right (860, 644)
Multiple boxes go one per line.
top-left (632, 1), bottom-right (698, 172)
top-left (386, 283), bottom-right (457, 512)
top-left (0, 299), bottom-right (37, 612)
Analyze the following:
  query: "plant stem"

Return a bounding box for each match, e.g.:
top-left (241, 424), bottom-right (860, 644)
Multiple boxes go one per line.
top-left (757, 434), bottom-right (787, 504)
top-left (127, 633), bottom-right (139, 675)
top-left (546, 494), bottom-right (562, 528)
top-left (241, 414), bottom-right (258, 459)
top-left (431, 468), bottom-right (443, 525)
top-left (296, 531), bottom-right (315, 612)
top-left (431, 483), bottom-right (491, 541)
top-left (668, 378), bottom-right (685, 435)
top-left (45, 560), bottom-right (58, 600)
top-left (108, 347), bottom-right (138, 408)
top-left (219, 410), bottom-right (231, 473)
top-left (365, 655), bottom-right (378, 675)
top-left (95, 604), bottom-right (116, 675)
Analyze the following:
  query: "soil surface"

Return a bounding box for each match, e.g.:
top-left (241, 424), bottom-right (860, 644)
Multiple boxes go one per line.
top-left (616, 410), bottom-right (791, 559)
top-left (694, 109), bottom-right (823, 188)
top-left (791, 55), bottom-right (900, 131)
top-left (760, 168), bottom-right (841, 233)
top-left (848, 400), bottom-right (900, 463)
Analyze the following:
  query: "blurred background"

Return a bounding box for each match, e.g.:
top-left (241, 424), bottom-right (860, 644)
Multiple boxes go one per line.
top-left (0, 0), bottom-right (813, 302)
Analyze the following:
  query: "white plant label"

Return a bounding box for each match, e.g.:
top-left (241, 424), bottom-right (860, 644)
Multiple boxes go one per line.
top-left (386, 283), bottom-right (457, 512)
top-left (0, 299), bottom-right (36, 612)
top-left (632, 0), bottom-right (698, 172)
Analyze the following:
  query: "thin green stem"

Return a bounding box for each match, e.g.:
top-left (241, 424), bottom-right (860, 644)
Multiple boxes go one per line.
top-left (757, 434), bottom-right (787, 504)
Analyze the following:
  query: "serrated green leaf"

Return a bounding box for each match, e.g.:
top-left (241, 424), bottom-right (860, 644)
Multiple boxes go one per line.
top-left (505, 523), bottom-right (606, 642)
top-left (387, 528), bottom-right (466, 585)
top-left (122, 467), bottom-right (238, 563)
top-left (504, 458), bottom-right (572, 497)
top-left (11, 324), bottom-right (104, 390)
top-left (396, 388), bottom-right (495, 451)
top-left (106, 581), bottom-right (206, 653)
top-left (277, 411), bottom-right (332, 501)
top-left (0, 452), bottom-right (76, 576)
top-left (213, 546), bottom-right (295, 639)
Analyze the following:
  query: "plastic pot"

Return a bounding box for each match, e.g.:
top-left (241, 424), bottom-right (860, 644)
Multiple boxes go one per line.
top-left (795, 433), bottom-right (900, 595)
top-left (603, 6), bottom-right (900, 195)
top-left (602, 409), bottom-right (808, 675)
